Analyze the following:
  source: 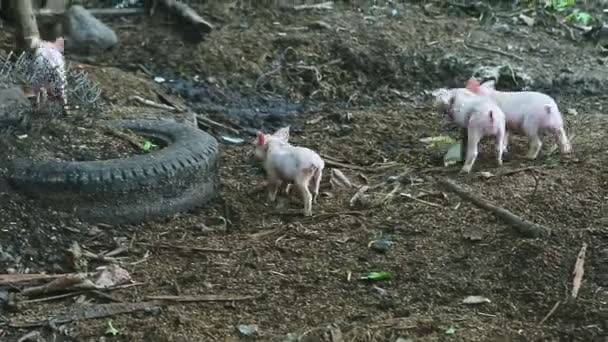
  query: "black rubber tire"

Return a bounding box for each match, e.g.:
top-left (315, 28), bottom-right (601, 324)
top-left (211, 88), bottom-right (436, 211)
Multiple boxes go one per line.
top-left (6, 119), bottom-right (220, 225)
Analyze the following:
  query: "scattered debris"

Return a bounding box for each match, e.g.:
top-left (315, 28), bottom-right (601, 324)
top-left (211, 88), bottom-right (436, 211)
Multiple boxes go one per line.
top-left (571, 242), bottom-right (588, 298)
top-left (437, 178), bottom-right (551, 238)
top-left (519, 14), bottom-right (535, 26)
top-left (350, 185), bottom-right (371, 208)
top-left (444, 143), bottom-right (463, 166)
top-left (197, 114), bottom-right (241, 136)
top-left (221, 136), bottom-right (245, 145)
top-left (479, 171), bottom-right (494, 179)
top-left (462, 295), bottom-right (491, 305)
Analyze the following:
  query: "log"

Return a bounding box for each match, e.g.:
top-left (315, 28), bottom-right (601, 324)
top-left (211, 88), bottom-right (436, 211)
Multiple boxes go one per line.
top-left (148, 0), bottom-right (213, 43)
top-left (437, 178), bottom-right (551, 238)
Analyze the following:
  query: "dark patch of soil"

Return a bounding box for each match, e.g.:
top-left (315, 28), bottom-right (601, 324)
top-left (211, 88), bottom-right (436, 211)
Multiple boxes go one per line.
top-left (0, 1), bottom-right (607, 342)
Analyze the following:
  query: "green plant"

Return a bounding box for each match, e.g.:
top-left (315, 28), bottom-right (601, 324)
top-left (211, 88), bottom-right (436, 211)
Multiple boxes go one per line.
top-left (565, 8), bottom-right (592, 25)
top-left (544, 0), bottom-right (575, 12)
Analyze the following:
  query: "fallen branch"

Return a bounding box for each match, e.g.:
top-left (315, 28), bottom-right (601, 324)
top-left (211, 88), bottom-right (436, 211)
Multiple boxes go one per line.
top-left (150, 0), bottom-right (214, 42)
top-left (145, 294), bottom-right (256, 303)
top-left (323, 159), bottom-right (367, 171)
top-left (350, 185), bottom-right (370, 207)
top-left (128, 95), bottom-right (178, 111)
top-left (0, 273), bottom-right (67, 285)
top-left (21, 273), bottom-right (88, 297)
top-left (437, 178), bottom-right (551, 238)
top-left (571, 243), bottom-right (588, 298)
top-left (103, 126), bottom-right (146, 152)
top-left (8, 301), bottom-right (162, 328)
top-left (197, 115), bottom-right (240, 136)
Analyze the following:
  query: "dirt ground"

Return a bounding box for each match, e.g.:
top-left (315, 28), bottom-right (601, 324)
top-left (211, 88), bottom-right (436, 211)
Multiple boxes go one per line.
top-left (0, 1), bottom-right (607, 341)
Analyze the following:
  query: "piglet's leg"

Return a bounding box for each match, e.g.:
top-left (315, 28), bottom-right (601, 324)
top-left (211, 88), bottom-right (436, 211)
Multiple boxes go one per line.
top-left (495, 128), bottom-right (505, 166)
top-left (526, 133), bottom-right (543, 160)
top-left (311, 168), bottom-right (322, 204)
top-left (460, 128), bottom-right (467, 163)
top-left (554, 127), bottom-right (572, 154)
top-left (295, 176), bottom-right (314, 217)
top-left (267, 178), bottom-right (281, 203)
top-left (503, 131), bottom-right (509, 153)
top-left (461, 129), bottom-right (481, 174)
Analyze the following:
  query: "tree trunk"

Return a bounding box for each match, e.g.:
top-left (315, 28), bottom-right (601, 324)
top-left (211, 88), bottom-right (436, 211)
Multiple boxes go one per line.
top-left (12, 0), bottom-right (40, 50)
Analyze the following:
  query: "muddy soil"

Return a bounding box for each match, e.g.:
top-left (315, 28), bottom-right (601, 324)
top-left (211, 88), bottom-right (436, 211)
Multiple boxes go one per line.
top-left (0, 1), bottom-right (607, 341)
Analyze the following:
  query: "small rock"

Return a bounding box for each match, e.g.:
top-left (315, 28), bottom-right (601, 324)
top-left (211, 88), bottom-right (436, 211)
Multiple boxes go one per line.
top-left (463, 227), bottom-right (483, 241)
top-left (462, 295), bottom-right (491, 305)
top-left (567, 108), bottom-right (578, 116)
top-left (519, 14), bottom-right (535, 27)
top-left (154, 77), bottom-right (166, 83)
top-left (237, 324), bottom-right (258, 336)
top-left (63, 5), bottom-right (118, 54)
top-left (368, 239), bottom-right (393, 253)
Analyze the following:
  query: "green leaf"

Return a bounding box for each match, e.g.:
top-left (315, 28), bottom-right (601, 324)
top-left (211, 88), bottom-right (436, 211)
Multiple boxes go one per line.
top-left (420, 135), bottom-right (455, 149)
top-left (444, 143), bottom-right (463, 166)
top-left (105, 320), bottom-right (119, 336)
top-left (363, 272), bottom-right (393, 281)
top-left (141, 140), bottom-right (157, 151)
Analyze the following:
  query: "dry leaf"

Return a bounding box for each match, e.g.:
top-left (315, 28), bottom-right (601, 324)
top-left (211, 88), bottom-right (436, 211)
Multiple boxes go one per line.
top-left (462, 295), bottom-right (491, 304)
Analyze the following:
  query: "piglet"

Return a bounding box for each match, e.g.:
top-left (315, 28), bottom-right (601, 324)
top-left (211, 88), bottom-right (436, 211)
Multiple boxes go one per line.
top-left (253, 126), bottom-right (324, 216)
top-left (465, 79), bottom-right (572, 160)
top-left (433, 87), bottom-right (507, 173)
top-left (29, 37), bottom-right (68, 112)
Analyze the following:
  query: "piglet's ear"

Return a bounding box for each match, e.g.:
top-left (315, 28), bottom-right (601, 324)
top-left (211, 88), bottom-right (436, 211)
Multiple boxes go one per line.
top-left (465, 78), bottom-right (480, 93)
top-left (256, 131), bottom-right (265, 145)
top-left (54, 37), bottom-right (65, 52)
top-left (274, 126), bottom-right (290, 141)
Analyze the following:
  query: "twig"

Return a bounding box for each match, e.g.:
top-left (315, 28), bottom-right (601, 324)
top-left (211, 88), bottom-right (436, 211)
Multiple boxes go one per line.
top-left (350, 185), bottom-right (370, 207)
top-left (128, 95), bottom-right (178, 111)
top-left (137, 242), bottom-right (231, 254)
top-left (399, 192), bottom-right (443, 208)
top-left (145, 294), bottom-right (256, 302)
top-left (323, 159), bottom-right (367, 171)
top-left (538, 301), bottom-right (561, 325)
top-left (571, 243), bottom-right (588, 298)
top-left (381, 183), bottom-right (401, 205)
top-left (103, 126), bottom-right (146, 152)
top-left (437, 178), bottom-right (551, 238)
top-left (197, 115), bottom-right (240, 136)
top-left (20, 291), bottom-right (85, 304)
top-left (498, 166), bottom-right (546, 177)
top-left (21, 274), bottom-right (88, 297)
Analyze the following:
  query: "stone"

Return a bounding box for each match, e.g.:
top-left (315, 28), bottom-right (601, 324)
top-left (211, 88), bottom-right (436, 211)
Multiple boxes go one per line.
top-left (62, 5), bottom-right (118, 54)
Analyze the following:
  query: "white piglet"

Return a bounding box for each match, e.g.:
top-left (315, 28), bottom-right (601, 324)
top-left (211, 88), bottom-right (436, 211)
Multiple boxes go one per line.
top-left (465, 79), bottom-right (572, 160)
top-left (433, 88), bottom-right (507, 173)
top-left (253, 127), bottom-right (324, 216)
top-left (29, 37), bottom-right (68, 111)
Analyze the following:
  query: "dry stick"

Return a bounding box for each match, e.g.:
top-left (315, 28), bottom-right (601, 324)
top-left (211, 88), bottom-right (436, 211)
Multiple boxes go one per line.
top-left (137, 242), bottom-right (231, 254)
top-left (323, 159), bottom-right (367, 171)
top-left (0, 273), bottom-right (68, 285)
top-left (129, 95), bottom-right (178, 111)
top-left (399, 192), bottom-right (443, 208)
top-left (145, 294), bottom-right (256, 303)
top-left (293, 2), bottom-right (334, 10)
top-left (437, 178), bottom-right (551, 238)
top-left (103, 126), bottom-right (146, 152)
top-left (538, 300), bottom-right (561, 325)
top-left (197, 115), bottom-right (240, 136)
top-left (571, 242), bottom-right (588, 298)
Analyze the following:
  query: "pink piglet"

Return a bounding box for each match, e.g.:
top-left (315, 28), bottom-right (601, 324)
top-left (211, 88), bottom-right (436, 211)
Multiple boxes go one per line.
top-left (466, 79), bottom-right (572, 160)
top-left (253, 126), bottom-right (324, 216)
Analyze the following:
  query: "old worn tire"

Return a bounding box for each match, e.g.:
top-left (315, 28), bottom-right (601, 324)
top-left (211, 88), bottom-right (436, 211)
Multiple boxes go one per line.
top-left (6, 119), bottom-right (220, 225)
